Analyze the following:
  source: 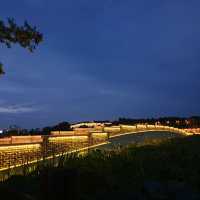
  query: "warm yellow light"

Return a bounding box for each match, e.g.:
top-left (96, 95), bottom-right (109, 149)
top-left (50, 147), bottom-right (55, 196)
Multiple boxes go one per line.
top-left (49, 136), bottom-right (88, 142)
top-left (92, 132), bottom-right (108, 138)
top-left (0, 143), bottom-right (40, 150)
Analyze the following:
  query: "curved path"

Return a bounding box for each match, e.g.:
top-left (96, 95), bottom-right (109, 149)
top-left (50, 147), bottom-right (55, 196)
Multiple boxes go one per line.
top-left (98, 131), bottom-right (183, 150)
top-left (0, 126), bottom-right (189, 175)
top-left (0, 130), bottom-right (185, 180)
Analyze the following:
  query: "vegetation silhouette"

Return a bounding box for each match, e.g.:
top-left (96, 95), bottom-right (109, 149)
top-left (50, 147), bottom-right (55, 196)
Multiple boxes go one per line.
top-left (1, 135), bottom-right (200, 199)
top-left (0, 18), bottom-right (43, 74)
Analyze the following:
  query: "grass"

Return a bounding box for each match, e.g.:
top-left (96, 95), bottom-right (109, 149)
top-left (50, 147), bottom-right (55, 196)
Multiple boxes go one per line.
top-left (1, 135), bottom-right (200, 199)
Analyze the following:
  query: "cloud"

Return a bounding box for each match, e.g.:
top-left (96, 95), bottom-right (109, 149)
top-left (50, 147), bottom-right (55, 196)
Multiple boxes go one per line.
top-left (0, 104), bottom-right (39, 114)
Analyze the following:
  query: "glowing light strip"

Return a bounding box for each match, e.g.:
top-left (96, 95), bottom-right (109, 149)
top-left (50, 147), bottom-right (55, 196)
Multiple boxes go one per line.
top-left (110, 129), bottom-right (188, 138)
top-left (0, 144), bottom-right (40, 150)
top-left (44, 141), bottom-right (110, 160)
top-left (92, 133), bottom-right (108, 138)
top-left (49, 136), bottom-right (88, 142)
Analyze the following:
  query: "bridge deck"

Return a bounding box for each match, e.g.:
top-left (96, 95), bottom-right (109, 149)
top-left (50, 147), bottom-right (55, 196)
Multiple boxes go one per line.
top-left (0, 125), bottom-right (191, 174)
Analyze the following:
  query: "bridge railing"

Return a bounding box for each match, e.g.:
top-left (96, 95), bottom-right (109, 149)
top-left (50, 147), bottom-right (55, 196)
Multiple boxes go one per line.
top-left (0, 136), bottom-right (43, 145)
top-left (0, 132), bottom-right (108, 171)
top-left (107, 124), bottom-right (192, 137)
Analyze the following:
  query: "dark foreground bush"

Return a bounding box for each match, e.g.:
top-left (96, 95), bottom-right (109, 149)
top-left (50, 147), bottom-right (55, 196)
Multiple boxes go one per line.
top-left (1, 135), bottom-right (200, 199)
top-left (0, 186), bottom-right (33, 200)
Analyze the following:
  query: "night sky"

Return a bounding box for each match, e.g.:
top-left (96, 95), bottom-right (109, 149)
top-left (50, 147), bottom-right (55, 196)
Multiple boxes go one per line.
top-left (0, 0), bottom-right (200, 128)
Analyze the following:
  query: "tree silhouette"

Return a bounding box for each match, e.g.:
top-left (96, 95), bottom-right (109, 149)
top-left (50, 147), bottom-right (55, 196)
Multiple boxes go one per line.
top-left (0, 18), bottom-right (43, 74)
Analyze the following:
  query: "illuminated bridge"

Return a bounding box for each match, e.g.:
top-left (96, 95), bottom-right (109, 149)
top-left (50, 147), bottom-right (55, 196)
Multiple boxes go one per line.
top-left (0, 125), bottom-right (193, 172)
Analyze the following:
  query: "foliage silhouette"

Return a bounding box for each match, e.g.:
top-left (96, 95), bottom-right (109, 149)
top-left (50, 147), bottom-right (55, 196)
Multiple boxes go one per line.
top-left (0, 18), bottom-right (43, 74)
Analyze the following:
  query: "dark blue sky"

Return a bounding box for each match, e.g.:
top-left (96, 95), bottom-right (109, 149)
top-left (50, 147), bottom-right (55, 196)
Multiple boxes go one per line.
top-left (0, 0), bottom-right (200, 128)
